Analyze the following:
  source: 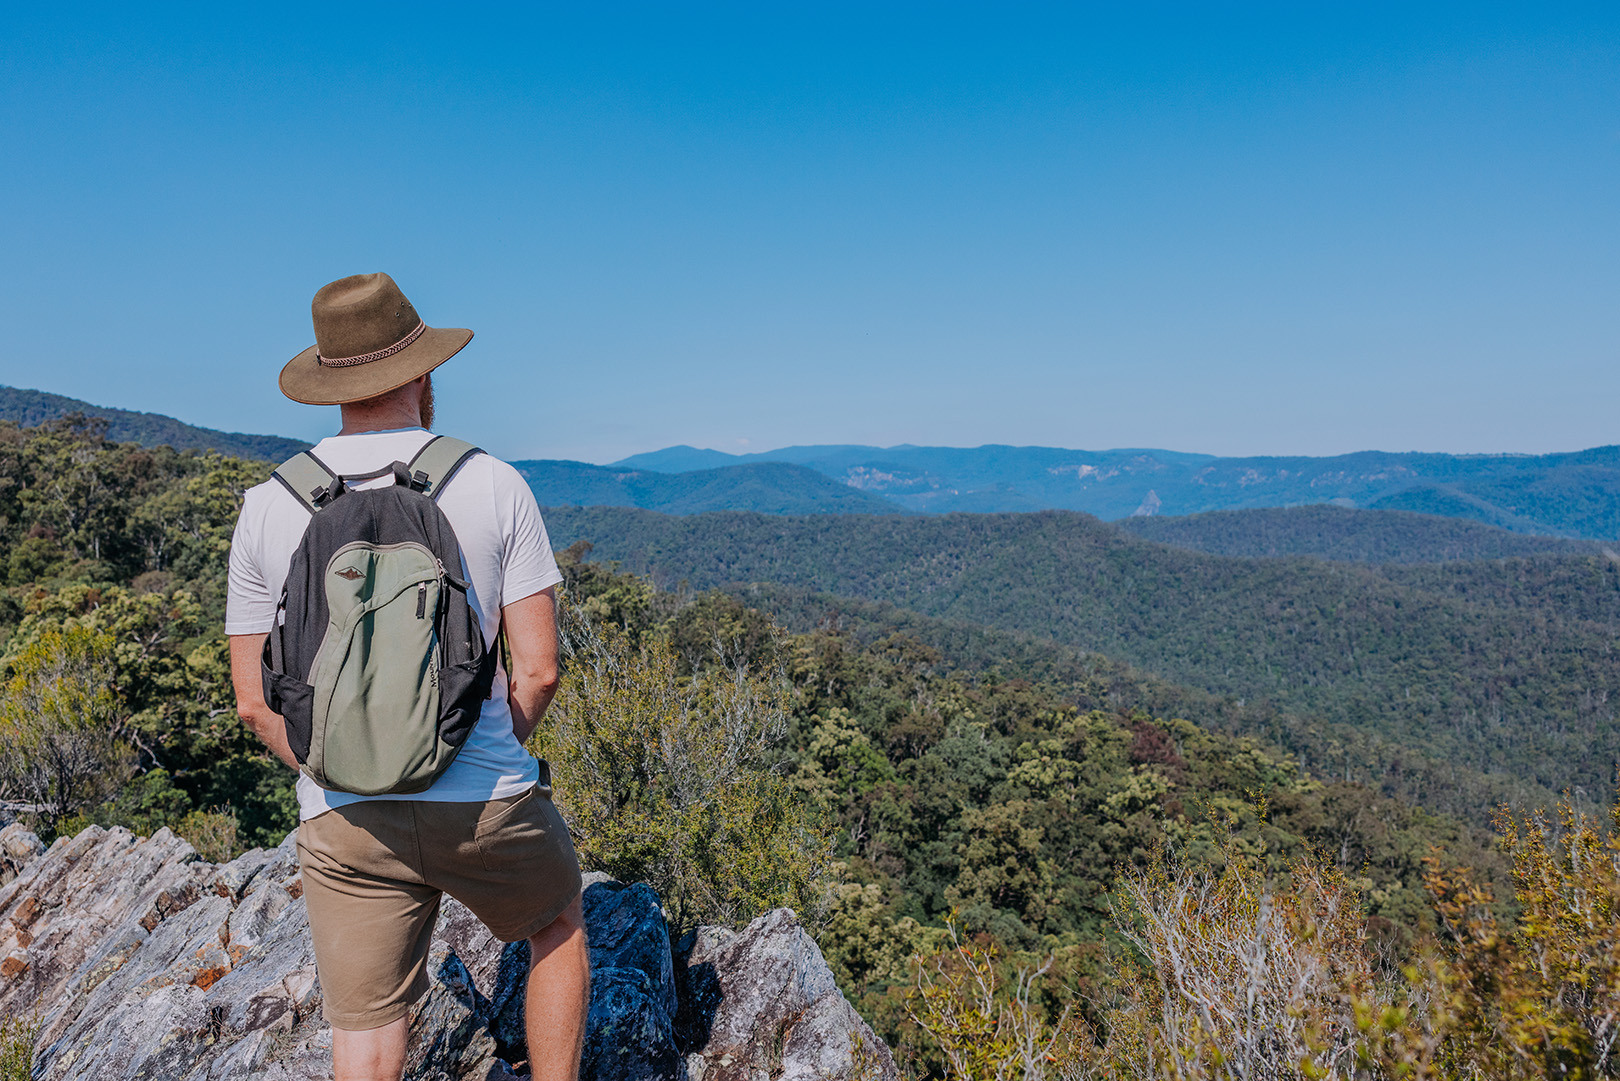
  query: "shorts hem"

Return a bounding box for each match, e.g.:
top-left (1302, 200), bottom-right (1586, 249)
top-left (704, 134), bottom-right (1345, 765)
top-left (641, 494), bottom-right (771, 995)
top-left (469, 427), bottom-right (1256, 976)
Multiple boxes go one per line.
top-left (497, 882), bottom-right (583, 944)
top-left (321, 971), bottom-right (430, 1031)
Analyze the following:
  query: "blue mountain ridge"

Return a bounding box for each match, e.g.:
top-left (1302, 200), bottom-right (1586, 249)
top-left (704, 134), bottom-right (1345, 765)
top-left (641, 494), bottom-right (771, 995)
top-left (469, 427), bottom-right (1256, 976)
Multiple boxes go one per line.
top-left (510, 459), bottom-right (904, 516)
top-left (609, 442), bottom-right (1620, 538)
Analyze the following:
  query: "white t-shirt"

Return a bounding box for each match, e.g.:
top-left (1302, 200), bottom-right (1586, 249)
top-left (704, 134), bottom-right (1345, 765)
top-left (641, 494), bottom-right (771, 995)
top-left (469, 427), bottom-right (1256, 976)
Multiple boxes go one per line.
top-left (226, 427), bottom-right (563, 820)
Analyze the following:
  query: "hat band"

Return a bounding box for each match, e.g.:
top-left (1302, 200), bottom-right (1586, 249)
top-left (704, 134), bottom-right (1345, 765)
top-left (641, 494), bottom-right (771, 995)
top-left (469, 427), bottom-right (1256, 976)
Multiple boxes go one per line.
top-left (317, 321), bottom-right (428, 368)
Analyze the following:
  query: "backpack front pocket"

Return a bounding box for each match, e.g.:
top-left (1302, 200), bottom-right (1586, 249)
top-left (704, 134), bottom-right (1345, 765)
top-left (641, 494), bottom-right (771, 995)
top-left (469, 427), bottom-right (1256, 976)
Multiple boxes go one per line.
top-left (304, 542), bottom-right (447, 795)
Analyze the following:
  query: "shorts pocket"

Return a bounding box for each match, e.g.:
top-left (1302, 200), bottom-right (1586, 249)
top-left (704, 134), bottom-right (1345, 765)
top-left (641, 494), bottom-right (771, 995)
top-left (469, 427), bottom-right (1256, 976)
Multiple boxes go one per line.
top-left (475, 785), bottom-right (567, 873)
top-left (474, 786), bottom-right (535, 849)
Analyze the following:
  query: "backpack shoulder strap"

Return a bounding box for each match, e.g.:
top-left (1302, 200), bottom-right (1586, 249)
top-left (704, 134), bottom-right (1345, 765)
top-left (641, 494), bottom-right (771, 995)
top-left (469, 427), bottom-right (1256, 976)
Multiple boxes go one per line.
top-left (271, 451), bottom-right (340, 514)
top-left (405, 436), bottom-right (484, 500)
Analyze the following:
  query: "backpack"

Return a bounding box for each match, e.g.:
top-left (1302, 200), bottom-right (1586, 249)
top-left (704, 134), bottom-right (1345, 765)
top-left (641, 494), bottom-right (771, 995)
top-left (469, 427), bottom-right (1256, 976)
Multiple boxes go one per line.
top-left (260, 436), bottom-right (500, 795)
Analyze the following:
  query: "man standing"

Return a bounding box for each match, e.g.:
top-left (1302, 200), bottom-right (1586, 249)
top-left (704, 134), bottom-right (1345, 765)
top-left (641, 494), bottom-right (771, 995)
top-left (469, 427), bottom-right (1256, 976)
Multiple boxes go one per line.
top-left (227, 273), bottom-right (587, 1081)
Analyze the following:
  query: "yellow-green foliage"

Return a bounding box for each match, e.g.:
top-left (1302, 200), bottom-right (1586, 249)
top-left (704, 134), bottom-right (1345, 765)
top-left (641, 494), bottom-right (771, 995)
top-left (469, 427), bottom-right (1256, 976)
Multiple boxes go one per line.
top-left (1420, 798), bottom-right (1620, 1078)
top-left (907, 920), bottom-right (1068, 1081)
top-left (529, 604), bottom-right (830, 933)
top-left (0, 1013), bottom-right (39, 1081)
top-left (177, 807), bottom-right (240, 863)
top-left (904, 798), bottom-right (1620, 1080)
top-left (1069, 837), bottom-right (1385, 1080)
top-left (0, 624), bottom-right (130, 835)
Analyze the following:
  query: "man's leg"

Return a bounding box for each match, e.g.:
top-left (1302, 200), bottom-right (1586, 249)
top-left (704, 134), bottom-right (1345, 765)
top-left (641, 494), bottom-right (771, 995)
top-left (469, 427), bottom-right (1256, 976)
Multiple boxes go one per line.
top-left (526, 895), bottom-right (590, 1081)
top-left (297, 805), bottom-right (442, 1081)
top-left (332, 1017), bottom-right (408, 1081)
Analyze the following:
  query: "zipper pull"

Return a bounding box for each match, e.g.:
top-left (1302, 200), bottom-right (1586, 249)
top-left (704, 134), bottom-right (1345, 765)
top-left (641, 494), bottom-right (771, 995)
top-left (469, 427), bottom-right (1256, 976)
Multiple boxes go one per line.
top-left (416, 581), bottom-right (429, 619)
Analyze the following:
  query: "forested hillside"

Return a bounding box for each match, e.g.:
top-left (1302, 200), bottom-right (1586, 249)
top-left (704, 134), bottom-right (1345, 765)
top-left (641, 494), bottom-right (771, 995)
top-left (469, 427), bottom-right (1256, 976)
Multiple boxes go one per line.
top-left (0, 385), bottom-right (308, 461)
top-left (0, 418), bottom-right (1504, 1037)
top-left (20, 418), bottom-right (1620, 1070)
top-left (1118, 504), bottom-right (1601, 563)
top-left (0, 415), bottom-right (291, 845)
top-left (543, 506), bottom-right (1620, 821)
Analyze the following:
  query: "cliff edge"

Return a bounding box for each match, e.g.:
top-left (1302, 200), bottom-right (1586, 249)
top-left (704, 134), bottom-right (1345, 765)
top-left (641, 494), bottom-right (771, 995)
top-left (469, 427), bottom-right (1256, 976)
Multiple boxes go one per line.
top-left (0, 822), bottom-right (895, 1080)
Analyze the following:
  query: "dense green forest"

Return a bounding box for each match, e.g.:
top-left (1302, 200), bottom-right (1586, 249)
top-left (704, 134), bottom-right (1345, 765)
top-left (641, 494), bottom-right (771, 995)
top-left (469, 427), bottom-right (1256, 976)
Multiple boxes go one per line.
top-left (0, 420), bottom-right (1505, 1048)
top-left (0, 415), bottom-right (293, 845)
top-left (1117, 504), bottom-right (1600, 563)
top-left (542, 506), bottom-right (1620, 823)
top-left (553, 550), bottom-right (1504, 1042)
top-left (0, 385), bottom-right (307, 461)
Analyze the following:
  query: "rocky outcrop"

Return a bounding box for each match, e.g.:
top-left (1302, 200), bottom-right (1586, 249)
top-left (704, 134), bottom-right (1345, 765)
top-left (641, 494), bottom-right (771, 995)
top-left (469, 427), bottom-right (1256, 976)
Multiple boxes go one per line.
top-left (0, 825), bottom-right (896, 1080)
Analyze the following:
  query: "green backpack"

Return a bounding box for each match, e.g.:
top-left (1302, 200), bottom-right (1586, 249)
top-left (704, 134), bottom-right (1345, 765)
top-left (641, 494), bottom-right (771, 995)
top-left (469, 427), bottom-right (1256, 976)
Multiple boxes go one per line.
top-left (260, 436), bottom-right (499, 795)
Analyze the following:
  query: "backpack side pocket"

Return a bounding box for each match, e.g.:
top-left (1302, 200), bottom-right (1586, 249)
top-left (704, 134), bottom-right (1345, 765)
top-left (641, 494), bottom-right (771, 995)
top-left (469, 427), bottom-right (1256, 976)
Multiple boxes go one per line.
top-left (263, 662), bottom-right (315, 762)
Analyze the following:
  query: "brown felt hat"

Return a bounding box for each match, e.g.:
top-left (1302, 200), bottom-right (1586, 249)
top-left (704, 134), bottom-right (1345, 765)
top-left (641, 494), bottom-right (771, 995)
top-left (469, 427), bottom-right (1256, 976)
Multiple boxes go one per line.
top-left (279, 273), bottom-right (473, 405)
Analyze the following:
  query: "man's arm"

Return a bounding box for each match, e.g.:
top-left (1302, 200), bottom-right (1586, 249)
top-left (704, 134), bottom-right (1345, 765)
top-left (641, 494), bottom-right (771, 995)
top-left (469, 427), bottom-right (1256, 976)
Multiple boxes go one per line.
top-left (503, 586), bottom-right (561, 745)
top-left (228, 633), bottom-right (300, 771)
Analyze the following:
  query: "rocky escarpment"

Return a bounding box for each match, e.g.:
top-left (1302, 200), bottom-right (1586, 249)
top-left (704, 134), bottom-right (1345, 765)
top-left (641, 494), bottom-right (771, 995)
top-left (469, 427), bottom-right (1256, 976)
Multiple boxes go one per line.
top-left (0, 822), bottom-right (895, 1080)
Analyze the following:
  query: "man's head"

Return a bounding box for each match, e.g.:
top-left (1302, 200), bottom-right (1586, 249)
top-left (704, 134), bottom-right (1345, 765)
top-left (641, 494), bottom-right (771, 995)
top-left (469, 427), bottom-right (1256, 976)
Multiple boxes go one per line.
top-left (279, 273), bottom-right (471, 408)
top-left (338, 373), bottom-right (436, 434)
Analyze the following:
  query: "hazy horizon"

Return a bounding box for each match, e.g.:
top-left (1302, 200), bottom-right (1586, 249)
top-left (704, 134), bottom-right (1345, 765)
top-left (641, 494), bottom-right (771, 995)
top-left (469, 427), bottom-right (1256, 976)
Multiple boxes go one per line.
top-left (9, 380), bottom-right (1618, 467)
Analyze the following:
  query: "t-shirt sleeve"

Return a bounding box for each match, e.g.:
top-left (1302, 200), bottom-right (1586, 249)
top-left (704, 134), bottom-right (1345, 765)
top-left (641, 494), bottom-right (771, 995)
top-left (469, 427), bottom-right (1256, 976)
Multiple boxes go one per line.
top-left (224, 488), bottom-right (278, 636)
top-left (494, 460), bottom-right (564, 606)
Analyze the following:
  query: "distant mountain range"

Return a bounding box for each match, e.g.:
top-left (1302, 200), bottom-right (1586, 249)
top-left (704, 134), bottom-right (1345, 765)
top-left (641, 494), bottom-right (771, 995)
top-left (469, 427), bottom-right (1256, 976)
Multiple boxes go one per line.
top-left (510, 459), bottom-right (898, 516)
top-left (11, 382), bottom-right (1619, 541)
top-left (0, 385), bottom-right (308, 461)
top-left (610, 443), bottom-right (1620, 538)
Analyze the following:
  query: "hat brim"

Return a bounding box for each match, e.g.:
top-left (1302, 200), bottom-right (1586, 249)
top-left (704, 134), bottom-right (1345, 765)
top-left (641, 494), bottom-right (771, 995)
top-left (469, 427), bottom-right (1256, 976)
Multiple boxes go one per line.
top-left (279, 326), bottom-right (474, 406)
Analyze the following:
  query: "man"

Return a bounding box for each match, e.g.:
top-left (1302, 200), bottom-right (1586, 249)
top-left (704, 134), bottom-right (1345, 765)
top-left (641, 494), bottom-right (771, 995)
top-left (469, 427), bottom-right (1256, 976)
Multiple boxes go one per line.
top-left (226, 272), bottom-right (588, 1081)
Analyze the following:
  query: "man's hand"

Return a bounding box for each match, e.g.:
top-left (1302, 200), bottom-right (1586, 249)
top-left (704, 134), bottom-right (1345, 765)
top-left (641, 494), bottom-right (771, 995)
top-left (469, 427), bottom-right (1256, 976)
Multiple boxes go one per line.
top-left (228, 633), bottom-right (300, 771)
top-left (503, 586), bottom-right (561, 745)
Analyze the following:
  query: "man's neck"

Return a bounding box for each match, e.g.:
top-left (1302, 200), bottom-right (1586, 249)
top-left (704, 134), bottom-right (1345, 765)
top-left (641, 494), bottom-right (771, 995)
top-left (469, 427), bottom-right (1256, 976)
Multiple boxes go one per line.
top-left (338, 405), bottom-right (422, 435)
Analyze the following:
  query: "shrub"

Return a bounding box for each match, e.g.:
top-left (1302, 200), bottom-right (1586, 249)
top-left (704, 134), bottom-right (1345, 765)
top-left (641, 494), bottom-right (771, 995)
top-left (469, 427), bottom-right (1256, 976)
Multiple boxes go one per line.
top-left (176, 807), bottom-right (240, 863)
top-left (1066, 837), bottom-right (1385, 1080)
top-left (0, 1013), bottom-right (39, 1081)
top-left (0, 625), bottom-right (131, 837)
top-left (906, 919), bottom-right (1066, 1081)
top-left (530, 604), bottom-right (831, 934)
top-left (1421, 797), bottom-right (1620, 1077)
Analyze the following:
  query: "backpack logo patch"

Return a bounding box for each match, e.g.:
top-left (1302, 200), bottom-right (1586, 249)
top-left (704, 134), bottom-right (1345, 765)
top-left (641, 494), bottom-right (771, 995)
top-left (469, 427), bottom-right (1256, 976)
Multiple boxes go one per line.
top-left (334, 566), bottom-right (366, 581)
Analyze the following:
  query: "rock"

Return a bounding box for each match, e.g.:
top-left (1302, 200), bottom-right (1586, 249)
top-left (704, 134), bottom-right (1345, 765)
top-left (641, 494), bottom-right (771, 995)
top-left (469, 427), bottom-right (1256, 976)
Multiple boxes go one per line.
top-left (578, 877), bottom-right (682, 1081)
top-left (677, 909), bottom-right (899, 1081)
top-left (0, 822), bottom-right (44, 887)
top-left (7, 825), bottom-right (895, 1081)
top-left (0, 824), bottom-right (211, 1051)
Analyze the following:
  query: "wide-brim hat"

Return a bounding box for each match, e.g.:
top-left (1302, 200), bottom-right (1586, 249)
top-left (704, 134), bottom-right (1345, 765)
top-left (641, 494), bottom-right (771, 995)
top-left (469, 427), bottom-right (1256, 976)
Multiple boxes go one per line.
top-left (280, 272), bottom-right (473, 405)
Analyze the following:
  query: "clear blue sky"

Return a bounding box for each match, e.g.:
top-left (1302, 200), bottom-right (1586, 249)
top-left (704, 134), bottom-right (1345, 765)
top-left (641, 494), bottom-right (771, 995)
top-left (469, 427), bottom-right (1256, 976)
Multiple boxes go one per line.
top-left (1, 3), bottom-right (1615, 462)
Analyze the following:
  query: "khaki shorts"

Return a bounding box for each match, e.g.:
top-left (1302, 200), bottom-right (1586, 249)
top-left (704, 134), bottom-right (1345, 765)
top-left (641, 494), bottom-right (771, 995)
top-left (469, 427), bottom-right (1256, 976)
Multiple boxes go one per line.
top-left (295, 780), bottom-right (582, 1030)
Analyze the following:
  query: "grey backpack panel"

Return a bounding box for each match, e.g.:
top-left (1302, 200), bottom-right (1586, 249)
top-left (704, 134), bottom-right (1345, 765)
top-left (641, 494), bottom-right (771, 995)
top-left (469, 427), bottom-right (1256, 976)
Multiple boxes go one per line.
top-left (261, 436), bottom-right (498, 795)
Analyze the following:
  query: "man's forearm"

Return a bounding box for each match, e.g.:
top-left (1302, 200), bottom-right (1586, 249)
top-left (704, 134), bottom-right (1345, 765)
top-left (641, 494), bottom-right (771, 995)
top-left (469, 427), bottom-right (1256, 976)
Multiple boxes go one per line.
top-left (228, 633), bottom-right (300, 772)
top-left (509, 679), bottom-right (559, 746)
top-left (501, 588), bottom-right (562, 747)
top-left (243, 705), bottom-right (301, 771)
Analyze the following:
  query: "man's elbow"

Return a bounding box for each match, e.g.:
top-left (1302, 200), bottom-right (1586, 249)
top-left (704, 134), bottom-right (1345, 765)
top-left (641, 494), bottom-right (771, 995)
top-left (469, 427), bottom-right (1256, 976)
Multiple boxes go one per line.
top-left (516, 664), bottom-right (561, 697)
top-left (238, 703), bottom-right (275, 739)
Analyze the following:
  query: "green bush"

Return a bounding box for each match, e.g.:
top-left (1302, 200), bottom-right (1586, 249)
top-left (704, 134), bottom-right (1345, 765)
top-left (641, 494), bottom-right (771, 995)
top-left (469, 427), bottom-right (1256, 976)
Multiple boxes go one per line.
top-left (0, 625), bottom-right (131, 837)
top-left (530, 602), bottom-right (831, 934)
top-left (0, 1013), bottom-right (39, 1081)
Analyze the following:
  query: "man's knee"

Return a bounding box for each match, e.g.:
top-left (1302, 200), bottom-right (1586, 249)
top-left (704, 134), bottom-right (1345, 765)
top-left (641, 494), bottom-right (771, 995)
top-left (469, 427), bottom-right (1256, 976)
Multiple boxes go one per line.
top-left (529, 893), bottom-right (586, 955)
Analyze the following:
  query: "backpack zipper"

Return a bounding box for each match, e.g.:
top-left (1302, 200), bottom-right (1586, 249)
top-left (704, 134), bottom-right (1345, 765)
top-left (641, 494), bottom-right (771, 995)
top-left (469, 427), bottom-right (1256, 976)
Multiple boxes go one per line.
top-left (416, 581), bottom-right (429, 618)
